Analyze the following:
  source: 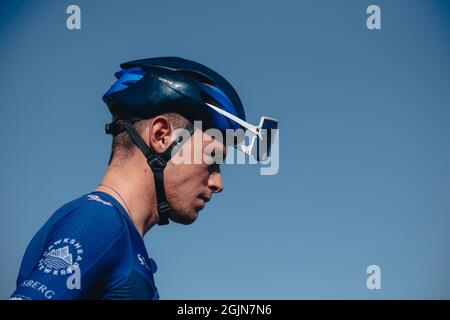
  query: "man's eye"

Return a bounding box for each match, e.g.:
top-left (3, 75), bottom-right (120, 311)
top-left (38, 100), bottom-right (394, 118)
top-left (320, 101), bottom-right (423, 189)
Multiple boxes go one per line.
top-left (208, 162), bottom-right (220, 172)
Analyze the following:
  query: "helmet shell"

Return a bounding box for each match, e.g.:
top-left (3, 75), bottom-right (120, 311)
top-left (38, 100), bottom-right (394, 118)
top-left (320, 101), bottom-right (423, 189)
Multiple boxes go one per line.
top-left (103, 57), bottom-right (246, 131)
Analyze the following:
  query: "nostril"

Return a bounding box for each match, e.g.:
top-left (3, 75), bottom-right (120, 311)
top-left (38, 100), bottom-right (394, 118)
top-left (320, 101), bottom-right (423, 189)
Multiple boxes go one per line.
top-left (214, 184), bottom-right (223, 194)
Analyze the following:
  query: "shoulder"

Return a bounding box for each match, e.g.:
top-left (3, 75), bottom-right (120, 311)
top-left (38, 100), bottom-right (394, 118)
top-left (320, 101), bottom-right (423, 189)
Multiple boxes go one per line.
top-left (48, 193), bottom-right (128, 248)
top-left (40, 193), bottom-right (132, 276)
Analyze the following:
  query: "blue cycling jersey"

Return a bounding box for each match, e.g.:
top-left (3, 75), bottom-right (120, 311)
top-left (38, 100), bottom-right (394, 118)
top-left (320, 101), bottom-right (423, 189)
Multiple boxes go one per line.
top-left (10, 191), bottom-right (160, 300)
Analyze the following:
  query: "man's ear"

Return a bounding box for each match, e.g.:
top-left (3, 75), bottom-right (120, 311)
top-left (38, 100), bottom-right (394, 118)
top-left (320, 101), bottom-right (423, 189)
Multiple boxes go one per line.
top-left (148, 116), bottom-right (174, 154)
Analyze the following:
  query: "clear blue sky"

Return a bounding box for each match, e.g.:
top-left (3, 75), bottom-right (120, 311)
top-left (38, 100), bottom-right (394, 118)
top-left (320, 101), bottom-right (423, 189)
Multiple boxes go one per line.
top-left (1, 0), bottom-right (450, 299)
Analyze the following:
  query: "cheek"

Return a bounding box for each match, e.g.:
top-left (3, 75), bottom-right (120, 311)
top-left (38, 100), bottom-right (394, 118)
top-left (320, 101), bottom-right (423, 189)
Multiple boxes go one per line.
top-left (186, 165), bottom-right (210, 189)
top-left (166, 163), bottom-right (209, 190)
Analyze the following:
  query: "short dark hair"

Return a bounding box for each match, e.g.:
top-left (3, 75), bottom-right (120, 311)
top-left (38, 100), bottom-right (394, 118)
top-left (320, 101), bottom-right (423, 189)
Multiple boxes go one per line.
top-left (108, 112), bottom-right (190, 166)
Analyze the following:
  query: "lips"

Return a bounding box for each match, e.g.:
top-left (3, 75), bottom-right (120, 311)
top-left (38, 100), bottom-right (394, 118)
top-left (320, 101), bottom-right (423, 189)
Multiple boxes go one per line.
top-left (199, 195), bottom-right (211, 203)
top-left (196, 195), bottom-right (211, 211)
top-left (200, 196), bottom-right (211, 203)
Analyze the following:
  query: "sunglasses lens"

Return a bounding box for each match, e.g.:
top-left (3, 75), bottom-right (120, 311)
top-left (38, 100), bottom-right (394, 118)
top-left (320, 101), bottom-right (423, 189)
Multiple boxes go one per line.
top-left (259, 119), bottom-right (278, 160)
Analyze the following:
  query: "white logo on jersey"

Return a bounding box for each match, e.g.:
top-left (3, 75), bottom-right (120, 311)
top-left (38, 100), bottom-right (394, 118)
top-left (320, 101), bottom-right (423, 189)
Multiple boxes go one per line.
top-left (38, 238), bottom-right (83, 276)
top-left (137, 254), bottom-right (151, 273)
top-left (87, 194), bottom-right (113, 206)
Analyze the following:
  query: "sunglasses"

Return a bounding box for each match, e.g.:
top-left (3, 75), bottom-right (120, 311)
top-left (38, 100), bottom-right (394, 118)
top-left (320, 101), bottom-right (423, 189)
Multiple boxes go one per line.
top-left (205, 103), bottom-right (278, 161)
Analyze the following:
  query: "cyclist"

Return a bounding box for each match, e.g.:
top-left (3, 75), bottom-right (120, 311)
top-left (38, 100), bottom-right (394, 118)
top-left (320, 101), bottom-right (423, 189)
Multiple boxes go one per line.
top-left (11, 57), bottom-right (276, 299)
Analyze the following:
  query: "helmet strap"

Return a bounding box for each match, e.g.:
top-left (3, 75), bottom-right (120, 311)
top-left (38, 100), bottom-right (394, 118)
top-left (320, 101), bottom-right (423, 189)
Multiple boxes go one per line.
top-left (122, 121), bottom-right (194, 226)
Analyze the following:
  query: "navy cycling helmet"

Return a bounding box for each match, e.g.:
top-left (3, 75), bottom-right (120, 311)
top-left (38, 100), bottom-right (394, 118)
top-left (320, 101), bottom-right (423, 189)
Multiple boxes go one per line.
top-left (103, 57), bottom-right (247, 226)
top-left (103, 56), bottom-right (246, 133)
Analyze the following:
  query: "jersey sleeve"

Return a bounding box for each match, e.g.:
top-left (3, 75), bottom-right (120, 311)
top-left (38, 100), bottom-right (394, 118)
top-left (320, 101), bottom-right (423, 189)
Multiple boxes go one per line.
top-left (10, 206), bottom-right (129, 300)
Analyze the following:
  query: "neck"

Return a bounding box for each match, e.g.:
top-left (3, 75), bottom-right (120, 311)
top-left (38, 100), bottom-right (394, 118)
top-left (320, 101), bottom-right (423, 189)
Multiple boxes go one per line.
top-left (95, 157), bottom-right (159, 236)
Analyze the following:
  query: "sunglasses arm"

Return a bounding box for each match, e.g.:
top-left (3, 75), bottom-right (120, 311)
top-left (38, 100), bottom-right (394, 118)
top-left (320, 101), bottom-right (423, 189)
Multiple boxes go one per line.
top-left (205, 102), bottom-right (262, 137)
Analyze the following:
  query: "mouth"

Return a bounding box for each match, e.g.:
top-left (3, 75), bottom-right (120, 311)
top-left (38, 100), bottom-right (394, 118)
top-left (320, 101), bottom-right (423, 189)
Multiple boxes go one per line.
top-left (200, 195), bottom-right (211, 203)
top-left (196, 195), bottom-right (211, 211)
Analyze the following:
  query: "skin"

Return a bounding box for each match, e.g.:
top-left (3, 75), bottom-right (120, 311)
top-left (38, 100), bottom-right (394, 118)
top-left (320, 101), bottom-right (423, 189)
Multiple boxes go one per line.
top-left (95, 115), bottom-right (226, 236)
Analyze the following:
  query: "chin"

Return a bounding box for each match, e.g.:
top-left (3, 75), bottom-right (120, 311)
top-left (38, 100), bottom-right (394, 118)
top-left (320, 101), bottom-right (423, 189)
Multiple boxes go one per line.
top-left (169, 209), bottom-right (198, 225)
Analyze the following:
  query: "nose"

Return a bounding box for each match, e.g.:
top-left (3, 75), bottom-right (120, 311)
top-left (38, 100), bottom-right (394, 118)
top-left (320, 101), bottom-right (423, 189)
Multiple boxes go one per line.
top-left (208, 170), bottom-right (223, 193)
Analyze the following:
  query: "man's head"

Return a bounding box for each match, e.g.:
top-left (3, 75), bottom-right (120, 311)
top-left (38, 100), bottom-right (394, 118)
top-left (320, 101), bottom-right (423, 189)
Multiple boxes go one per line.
top-left (102, 57), bottom-right (276, 227)
top-left (108, 112), bottom-right (226, 225)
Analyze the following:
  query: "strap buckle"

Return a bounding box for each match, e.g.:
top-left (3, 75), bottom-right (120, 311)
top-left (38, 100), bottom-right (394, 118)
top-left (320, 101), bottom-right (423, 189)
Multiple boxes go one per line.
top-left (147, 156), bottom-right (167, 169)
top-left (158, 201), bottom-right (171, 214)
top-left (157, 202), bottom-right (171, 225)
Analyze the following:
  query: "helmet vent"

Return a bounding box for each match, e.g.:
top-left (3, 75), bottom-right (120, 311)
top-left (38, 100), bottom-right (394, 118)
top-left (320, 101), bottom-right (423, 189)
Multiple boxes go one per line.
top-left (181, 70), bottom-right (215, 87)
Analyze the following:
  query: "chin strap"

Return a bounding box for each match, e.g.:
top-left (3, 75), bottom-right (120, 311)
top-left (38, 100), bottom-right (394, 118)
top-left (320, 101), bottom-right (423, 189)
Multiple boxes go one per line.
top-left (106, 119), bottom-right (194, 225)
